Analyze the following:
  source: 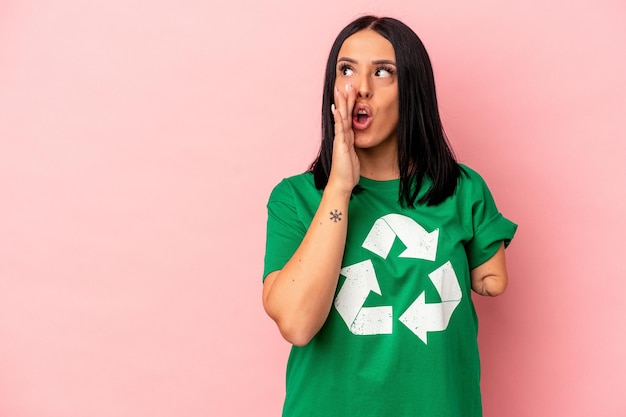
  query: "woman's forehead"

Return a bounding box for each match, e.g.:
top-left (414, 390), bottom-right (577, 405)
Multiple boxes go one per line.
top-left (337, 30), bottom-right (396, 62)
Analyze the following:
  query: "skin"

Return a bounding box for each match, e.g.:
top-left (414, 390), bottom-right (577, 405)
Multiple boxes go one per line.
top-left (333, 29), bottom-right (400, 180)
top-left (262, 29), bottom-right (508, 346)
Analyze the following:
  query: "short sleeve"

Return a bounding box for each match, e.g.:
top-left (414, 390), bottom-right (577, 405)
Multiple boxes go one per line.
top-left (263, 179), bottom-right (307, 280)
top-left (463, 168), bottom-right (518, 269)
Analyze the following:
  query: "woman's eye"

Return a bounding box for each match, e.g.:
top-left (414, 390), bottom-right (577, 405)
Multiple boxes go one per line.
top-left (375, 68), bottom-right (393, 78)
top-left (340, 66), bottom-right (354, 76)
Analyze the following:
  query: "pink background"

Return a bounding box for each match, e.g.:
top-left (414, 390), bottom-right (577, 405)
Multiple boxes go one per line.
top-left (1, 0), bottom-right (625, 416)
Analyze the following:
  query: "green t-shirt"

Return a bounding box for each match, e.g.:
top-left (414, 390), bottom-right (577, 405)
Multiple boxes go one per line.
top-left (263, 165), bottom-right (517, 417)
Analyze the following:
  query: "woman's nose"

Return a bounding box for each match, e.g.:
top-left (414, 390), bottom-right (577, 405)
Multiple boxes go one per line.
top-left (356, 77), bottom-right (372, 99)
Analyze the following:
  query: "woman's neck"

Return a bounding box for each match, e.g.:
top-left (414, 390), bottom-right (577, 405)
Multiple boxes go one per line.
top-left (356, 146), bottom-right (400, 180)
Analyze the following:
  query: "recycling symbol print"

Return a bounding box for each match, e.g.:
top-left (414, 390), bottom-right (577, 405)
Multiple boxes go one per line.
top-left (334, 213), bottom-right (462, 344)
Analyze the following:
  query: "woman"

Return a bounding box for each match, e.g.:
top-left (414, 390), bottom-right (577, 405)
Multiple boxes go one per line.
top-left (262, 15), bottom-right (517, 417)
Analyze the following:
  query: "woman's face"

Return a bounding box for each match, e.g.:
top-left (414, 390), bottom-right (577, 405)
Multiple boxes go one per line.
top-left (335, 29), bottom-right (399, 153)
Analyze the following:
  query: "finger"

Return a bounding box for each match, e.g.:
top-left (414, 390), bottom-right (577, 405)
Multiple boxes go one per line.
top-left (345, 83), bottom-right (356, 128)
top-left (331, 102), bottom-right (345, 145)
top-left (334, 85), bottom-right (352, 131)
top-left (331, 103), bottom-right (340, 131)
top-left (334, 85), bottom-right (349, 123)
top-left (341, 84), bottom-right (356, 146)
top-left (332, 86), bottom-right (349, 141)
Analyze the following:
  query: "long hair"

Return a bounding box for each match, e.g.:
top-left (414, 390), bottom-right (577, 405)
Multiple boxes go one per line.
top-left (309, 15), bottom-right (461, 207)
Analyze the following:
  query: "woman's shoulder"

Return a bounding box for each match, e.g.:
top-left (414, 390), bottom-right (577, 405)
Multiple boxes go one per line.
top-left (454, 163), bottom-right (494, 199)
top-left (458, 164), bottom-right (482, 180)
top-left (457, 164), bottom-right (489, 187)
top-left (267, 172), bottom-right (316, 203)
top-left (271, 171), bottom-right (315, 192)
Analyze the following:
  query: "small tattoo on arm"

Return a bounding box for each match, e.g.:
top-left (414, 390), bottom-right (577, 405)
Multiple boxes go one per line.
top-left (330, 209), bottom-right (342, 222)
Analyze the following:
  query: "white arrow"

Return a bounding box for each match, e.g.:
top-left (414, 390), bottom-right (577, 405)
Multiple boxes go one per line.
top-left (399, 261), bottom-right (462, 344)
top-left (334, 260), bottom-right (393, 335)
top-left (362, 214), bottom-right (439, 261)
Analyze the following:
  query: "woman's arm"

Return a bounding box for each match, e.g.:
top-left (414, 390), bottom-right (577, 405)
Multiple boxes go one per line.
top-left (263, 185), bottom-right (351, 346)
top-left (263, 85), bottom-right (359, 346)
top-left (470, 243), bottom-right (508, 296)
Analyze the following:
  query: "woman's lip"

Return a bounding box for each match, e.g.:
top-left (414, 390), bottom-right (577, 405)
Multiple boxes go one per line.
top-left (352, 104), bottom-right (372, 130)
top-left (352, 114), bottom-right (372, 130)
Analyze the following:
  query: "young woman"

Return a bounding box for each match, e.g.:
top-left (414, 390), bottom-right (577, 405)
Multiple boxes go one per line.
top-left (262, 15), bottom-right (517, 417)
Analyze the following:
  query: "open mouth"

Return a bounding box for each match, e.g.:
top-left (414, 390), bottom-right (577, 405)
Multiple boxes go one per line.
top-left (352, 105), bottom-right (372, 130)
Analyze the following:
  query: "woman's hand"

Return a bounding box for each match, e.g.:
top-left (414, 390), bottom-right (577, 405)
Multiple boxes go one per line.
top-left (328, 84), bottom-right (360, 195)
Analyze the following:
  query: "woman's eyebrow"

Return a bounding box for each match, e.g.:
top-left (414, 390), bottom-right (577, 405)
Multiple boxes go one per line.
top-left (372, 59), bottom-right (396, 66)
top-left (337, 57), bottom-right (396, 66)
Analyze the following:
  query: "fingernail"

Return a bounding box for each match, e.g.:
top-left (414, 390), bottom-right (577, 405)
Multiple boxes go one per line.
top-left (331, 104), bottom-right (335, 112)
top-left (345, 84), bottom-right (350, 92)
